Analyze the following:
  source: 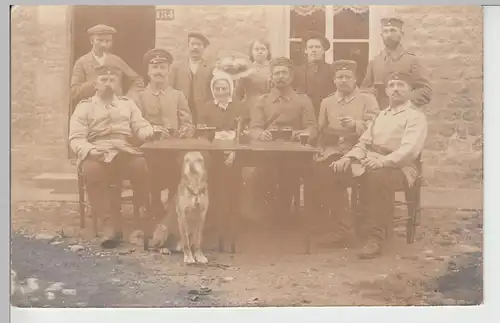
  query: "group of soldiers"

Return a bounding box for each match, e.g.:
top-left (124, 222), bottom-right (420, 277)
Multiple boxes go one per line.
top-left (69, 16), bottom-right (431, 259)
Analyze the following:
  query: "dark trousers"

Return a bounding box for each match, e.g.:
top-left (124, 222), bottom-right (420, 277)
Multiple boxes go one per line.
top-left (357, 168), bottom-right (407, 242)
top-left (206, 153), bottom-right (241, 231)
top-left (81, 154), bottom-right (150, 230)
top-left (253, 157), bottom-right (301, 216)
top-left (146, 153), bottom-right (182, 212)
top-left (304, 154), bottom-right (351, 235)
top-left (305, 155), bottom-right (349, 212)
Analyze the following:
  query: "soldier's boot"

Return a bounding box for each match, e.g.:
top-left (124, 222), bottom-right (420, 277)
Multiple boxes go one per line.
top-left (358, 224), bottom-right (385, 259)
top-left (100, 212), bottom-right (123, 249)
top-left (100, 185), bottom-right (123, 249)
top-left (358, 238), bottom-right (383, 259)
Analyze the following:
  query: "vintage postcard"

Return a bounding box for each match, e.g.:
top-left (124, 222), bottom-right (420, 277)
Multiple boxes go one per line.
top-left (10, 4), bottom-right (483, 309)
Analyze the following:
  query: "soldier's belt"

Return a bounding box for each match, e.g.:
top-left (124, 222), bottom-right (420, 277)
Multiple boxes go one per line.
top-left (88, 134), bottom-right (130, 143)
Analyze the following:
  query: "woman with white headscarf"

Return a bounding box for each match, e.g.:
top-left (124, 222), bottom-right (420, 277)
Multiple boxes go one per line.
top-left (198, 71), bottom-right (251, 232)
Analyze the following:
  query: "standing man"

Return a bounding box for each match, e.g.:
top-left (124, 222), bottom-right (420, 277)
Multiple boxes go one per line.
top-left (293, 31), bottom-right (335, 118)
top-left (361, 17), bottom-right (432, 109)
top-left (70, 24), bottom-right (144, 107)
top-left (130, 48), bottom-right (195, 219)
top-left (332, 71), bottom-right (428, 259)
top-left (69, 64), bottom-right (155, 249)
top-left (249, 57), bottom-right (318, 217)
top-left (169, 32), bottom-right (213, 124)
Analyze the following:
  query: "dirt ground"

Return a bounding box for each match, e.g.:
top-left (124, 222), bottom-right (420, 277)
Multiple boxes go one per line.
top-left (11, 200), bottom-right (483, 307)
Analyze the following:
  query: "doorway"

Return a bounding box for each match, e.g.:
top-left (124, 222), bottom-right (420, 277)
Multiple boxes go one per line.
top-left (68, 5), bottom-right (156, 158)
top-left (71, 5), bottom-right (156, 85)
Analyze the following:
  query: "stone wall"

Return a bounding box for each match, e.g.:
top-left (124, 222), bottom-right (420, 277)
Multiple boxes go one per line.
top-left (10, 5), bottom-right (484, 189)
top-left (393, 6), bottom-right (483, 188)
top-left (155, 5), bottom-right (269, 63)
top-left (11, 6), bottom-right (74, 181)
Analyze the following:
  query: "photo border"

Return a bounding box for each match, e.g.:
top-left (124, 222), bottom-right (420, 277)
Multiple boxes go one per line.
top-left (5, 1), bottom-right (498, 322)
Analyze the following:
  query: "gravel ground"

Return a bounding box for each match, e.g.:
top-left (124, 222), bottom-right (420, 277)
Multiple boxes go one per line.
top-left (11, 234), bottom-right (228, 308)
top-left (11, 201), bottom-right (484, 307)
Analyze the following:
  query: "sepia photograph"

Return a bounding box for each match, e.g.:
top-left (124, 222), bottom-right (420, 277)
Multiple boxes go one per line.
top-left (10, 4), bottom-right (484, 309)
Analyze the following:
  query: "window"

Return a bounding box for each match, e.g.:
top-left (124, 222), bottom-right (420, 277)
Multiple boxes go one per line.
top-left (289, 5), bottom-right (370, 85)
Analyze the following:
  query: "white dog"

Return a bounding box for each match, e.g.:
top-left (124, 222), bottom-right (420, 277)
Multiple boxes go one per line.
top-left (151, 151), bottom-right (210, 265)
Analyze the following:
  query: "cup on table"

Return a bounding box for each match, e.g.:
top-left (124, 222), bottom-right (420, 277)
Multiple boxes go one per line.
top-left (281, 127), bottom-right (293, 141)
top-left (299, 132), bottom-right (310, 146)
top-left (268, 126), bottom-right (279, 140)
top-left (196, 124), bottom-right (216, 142)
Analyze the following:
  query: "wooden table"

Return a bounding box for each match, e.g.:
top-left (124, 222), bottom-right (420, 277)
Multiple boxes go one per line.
top-left (141, 138), bottom-right (320, 254)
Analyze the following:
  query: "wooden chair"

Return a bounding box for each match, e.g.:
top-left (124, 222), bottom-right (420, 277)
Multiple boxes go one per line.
top-left (350, 154), bottom-right (423, 244)
top-left (77, 165), bottom-right (140, 236)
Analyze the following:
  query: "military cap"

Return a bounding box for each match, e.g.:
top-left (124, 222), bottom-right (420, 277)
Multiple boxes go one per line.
top-left (269, 57), bottom-right (294, 70)
top-left (87, 24), bottom-right (117, 35)
top-left (332, 60), bottom-right (357, 74)
top-left (303, 31), bottom-right (331, 51)
top-left (188, 32), bottom-right (210, 47)
top-left (94, 64), bottom-right (120, 76)
top-left (143, 48), bottom-right (173, 65)
top-left (381, 17), bottom-right (404, 29)
top-left (385, 71), bottom-right (413, 87)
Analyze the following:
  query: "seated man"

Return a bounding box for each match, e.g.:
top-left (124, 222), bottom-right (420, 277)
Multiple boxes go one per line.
top-left (331, 71), bottom-right (428, 259)
top-left (249, 57), bottom-right (318, 217)
top-left (306, 60), bottom-right (379, 246)
top-left (130, 48), bottom-right (194, 219)
top-left (69, 64), bottom-right (155, 249)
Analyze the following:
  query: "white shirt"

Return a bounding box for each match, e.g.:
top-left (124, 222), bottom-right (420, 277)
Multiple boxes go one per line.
top-left (189, 59), bottom-right (201, 75)
top-left (92, 52), bottom-right (107, 66)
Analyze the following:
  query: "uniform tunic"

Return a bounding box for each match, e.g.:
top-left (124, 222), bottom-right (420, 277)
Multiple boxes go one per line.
top-left (249, 87), bottom-right (319, 140)
top-left (69, 95), bottom-right (153, 167)
top-left (361, 46), bottom-right (432, 109)
top-left (344, 100), bottom-right (428, 187)
top-left (318, 87), bottom-right (380, 156)
top-left (130, 84), bottom-right (194, 137)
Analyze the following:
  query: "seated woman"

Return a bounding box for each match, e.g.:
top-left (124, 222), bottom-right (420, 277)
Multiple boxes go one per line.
top-left (306, 60), bottom-right (379, 247)
top-left (198, 72), bottom-right (249, 235)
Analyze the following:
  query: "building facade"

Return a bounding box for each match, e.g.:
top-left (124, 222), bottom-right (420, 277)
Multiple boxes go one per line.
top-left (11, 5), bottom-right (483, 188)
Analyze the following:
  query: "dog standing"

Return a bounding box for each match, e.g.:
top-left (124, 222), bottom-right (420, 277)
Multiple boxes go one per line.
top-left (151, 151), bottom-right (210, 264)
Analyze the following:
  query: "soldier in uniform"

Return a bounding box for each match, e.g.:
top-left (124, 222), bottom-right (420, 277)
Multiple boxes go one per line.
top-left (306, 60), bottom-right (379, 247)
top-left (292, 31), bottom-right (335, 118)
top-left (361, 17), bottom-right (432, 109)
top-left (70, 24), bottom-right (144, 107)
top-left (249, 57), bottom-right (319, 217)
top-left (69, 64), bottom-right (155, 249)
top-left (130, 48), bottom-right (195, 219)
top-left (332, 71), bottom-right (428, 259)
top-left (169, 32), bottom-right (214, 124)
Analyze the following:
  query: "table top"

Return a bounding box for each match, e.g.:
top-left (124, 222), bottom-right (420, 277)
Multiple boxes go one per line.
top-left (141, 138), bottom-right (320, 153)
